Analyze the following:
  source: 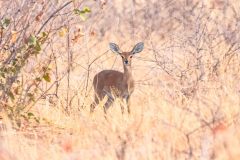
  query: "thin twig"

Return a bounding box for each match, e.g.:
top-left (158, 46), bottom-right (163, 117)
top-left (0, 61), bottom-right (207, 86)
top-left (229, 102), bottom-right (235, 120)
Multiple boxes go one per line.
top-left (37, 1), bottom-right (73, 34)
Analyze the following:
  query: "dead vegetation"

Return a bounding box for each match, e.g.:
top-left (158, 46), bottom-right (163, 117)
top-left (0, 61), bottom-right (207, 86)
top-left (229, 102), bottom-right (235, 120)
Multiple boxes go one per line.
top-left (0, 0), bottom-right (240, 159)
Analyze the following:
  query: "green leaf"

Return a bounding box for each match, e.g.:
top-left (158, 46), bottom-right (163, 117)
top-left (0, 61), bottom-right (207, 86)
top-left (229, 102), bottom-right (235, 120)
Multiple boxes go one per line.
top-left (7, 91), bottom-right (15, 100)
top-left (27, 112), bottom-right (34, 117)
top-left (83, 7), bottom-right (91, 13)
top-left (40, 32), bottom-right (48, 38)
top-left (43, 73), bottom-right (51, 82)
top-left (34, 117), bottom-right (40, 123)
top-left (73, 9), bottom-right (81, 15)
top-left (73, 7), bottom-right (91, 21)
top-left (1, 18), bottom-right (10, 29)
top-left (39, 32), bottom-right (48, 43)
top-left (28, 35), bottom-right (37, 46)
top-left (35, 77), bottom-right (42, 82)
top-left (35, 41), bottom-right (41, 52)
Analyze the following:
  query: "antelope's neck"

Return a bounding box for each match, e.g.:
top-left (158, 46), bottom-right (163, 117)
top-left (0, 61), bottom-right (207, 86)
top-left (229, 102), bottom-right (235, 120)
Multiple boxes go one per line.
top-left (123, 64), bottom-right (134, 95)
top-left (123, 65), bottom-right (133, 81)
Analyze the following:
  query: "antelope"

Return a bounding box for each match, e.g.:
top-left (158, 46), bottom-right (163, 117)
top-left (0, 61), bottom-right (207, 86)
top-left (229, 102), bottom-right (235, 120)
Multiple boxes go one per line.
top-left (91, 42), bottom-right (144, 114)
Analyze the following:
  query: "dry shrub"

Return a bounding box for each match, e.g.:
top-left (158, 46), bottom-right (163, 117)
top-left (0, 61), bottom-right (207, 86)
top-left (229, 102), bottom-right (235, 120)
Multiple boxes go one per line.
top-left (0, 0), bottom-right (240, 159)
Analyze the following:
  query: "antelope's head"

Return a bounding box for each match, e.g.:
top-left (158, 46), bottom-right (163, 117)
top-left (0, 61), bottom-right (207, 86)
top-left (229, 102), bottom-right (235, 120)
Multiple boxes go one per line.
top-left (109, 42), bottom-right (144, 66)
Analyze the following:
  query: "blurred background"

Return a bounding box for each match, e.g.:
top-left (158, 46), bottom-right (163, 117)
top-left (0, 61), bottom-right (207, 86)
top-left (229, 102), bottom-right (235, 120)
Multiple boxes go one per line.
top-left (0, 0), bottom-right (240, 159)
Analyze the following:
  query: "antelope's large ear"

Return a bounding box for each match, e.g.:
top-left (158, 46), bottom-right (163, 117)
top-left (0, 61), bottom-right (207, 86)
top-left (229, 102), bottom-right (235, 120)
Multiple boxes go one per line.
top-left (109, 43), bottom-right (120, 54)
top-left (131, 42), bottom-right (144, 54)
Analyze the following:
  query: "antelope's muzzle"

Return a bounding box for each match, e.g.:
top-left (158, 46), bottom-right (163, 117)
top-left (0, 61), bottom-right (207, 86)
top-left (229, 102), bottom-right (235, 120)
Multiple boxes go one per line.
top-left (124, 60), bottom-right (129, 64)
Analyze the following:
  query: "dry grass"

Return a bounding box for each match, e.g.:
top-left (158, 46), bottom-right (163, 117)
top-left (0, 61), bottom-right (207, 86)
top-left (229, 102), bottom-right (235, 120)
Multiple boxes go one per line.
top-left (1, 75), bottom-right (239, 159)
top-left (1, 0), bottom-right (240, 159)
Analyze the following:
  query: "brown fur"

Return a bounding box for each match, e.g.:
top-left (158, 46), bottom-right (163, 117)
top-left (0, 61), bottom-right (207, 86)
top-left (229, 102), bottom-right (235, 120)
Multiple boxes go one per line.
top-left (91, 52), bottom-right (135, 114)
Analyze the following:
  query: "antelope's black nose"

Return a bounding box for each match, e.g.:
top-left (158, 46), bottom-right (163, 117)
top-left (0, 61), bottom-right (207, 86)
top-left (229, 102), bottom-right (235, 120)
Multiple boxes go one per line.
top-left (124, 60), bottom-right (129, 64)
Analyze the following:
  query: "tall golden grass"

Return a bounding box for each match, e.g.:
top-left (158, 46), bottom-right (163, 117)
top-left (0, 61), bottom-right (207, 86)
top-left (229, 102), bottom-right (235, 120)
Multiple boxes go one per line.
top-left (0, 0), bottom-right (240, 159)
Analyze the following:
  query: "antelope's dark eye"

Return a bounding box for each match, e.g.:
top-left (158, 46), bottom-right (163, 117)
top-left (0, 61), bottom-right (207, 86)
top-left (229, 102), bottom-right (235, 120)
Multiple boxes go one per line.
top-left (121, 55), bottom-right (124, 58)
top-left (130, 55), bottom-right (133, 58)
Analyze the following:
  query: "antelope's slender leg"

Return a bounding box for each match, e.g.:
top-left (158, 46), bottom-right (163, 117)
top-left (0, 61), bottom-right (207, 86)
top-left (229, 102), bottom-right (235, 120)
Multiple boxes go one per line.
top-left (90, 95), bottom-right (99, 113)
top-left (103, 96), bottom-right (114, 114)
top-left (120, 103), bottom-right (125, 114)
top-left (120, 95), bottom-right (126, 114)
top-left (126, 95), bottom-right (131, 114)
